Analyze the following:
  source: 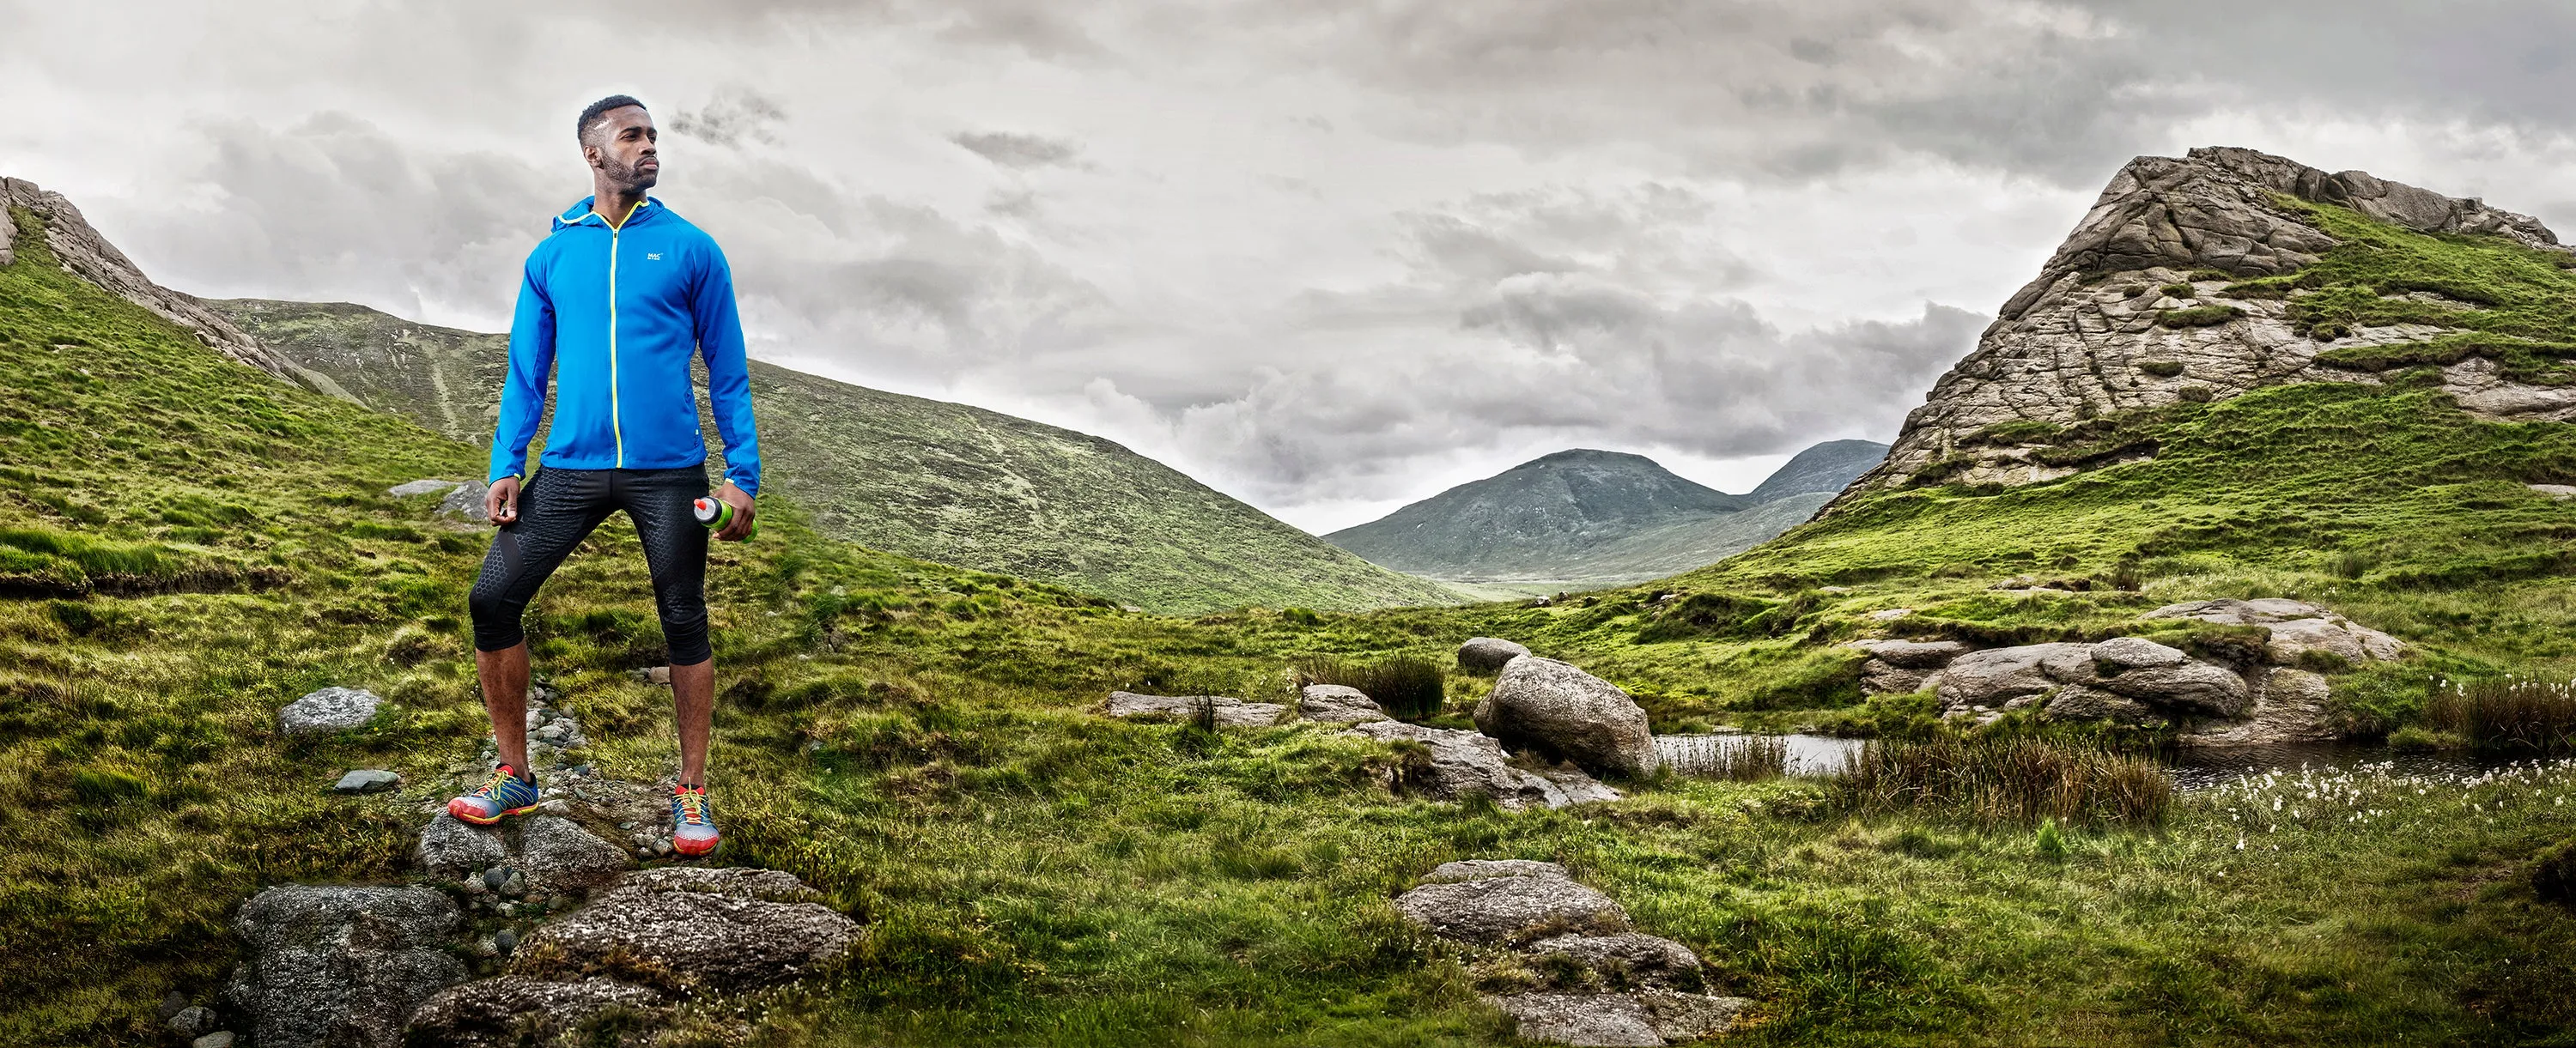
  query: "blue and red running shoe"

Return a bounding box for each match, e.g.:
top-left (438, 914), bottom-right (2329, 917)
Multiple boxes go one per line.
top-left (671, 784), bottom-right (720, 857)
top-left (448, 765), bottom-right (541, 824)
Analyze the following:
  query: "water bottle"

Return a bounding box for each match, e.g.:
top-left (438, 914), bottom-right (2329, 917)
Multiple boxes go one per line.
top-left (691, 496), bottom-right (757, 542)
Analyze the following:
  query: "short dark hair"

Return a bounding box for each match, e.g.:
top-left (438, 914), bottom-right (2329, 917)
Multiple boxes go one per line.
top-left (576, 94), bottom-right (647, 145)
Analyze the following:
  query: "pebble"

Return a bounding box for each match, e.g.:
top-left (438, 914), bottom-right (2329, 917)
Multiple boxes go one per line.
top-left (460, 876), bottom-right (487, 895)
top-left (652, 839), bottom-right (674, 857)
top-left (167, 1004), bottom-right (218, 1038)
top-left (483, 867), bottom-right (509, 892)
top-left (494, 929), bottom-right (519, 955)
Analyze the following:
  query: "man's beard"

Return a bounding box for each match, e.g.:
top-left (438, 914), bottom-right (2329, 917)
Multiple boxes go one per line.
top-left (605, 155), bottom-right (659, 191)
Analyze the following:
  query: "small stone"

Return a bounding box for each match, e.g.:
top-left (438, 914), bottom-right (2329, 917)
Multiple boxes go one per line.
top-left (387, 478), bottom-right (462, 498)
top-left (167, 1004), bottom-right (219, 1038)
top-left (648, 665), bottom-right (671, 684)
top-left (499, 869), bottom-right (527, 898)
top-left (460, 877), bottom-right (487, 895)
top-left (157, 990), bottom-right (191, 1023)
top-left (618, 821), bottom-right (637, 830)
top-left (331, 769), bottom-right (401, 793)
top-left (483, 867), bottom-right (509, 891)
top-left (191, 1033), bottom-right (234, 1048)
top-left (653, 839), bottom-right (674, 856)
top-left (494, 929), bottom-right (519, 955)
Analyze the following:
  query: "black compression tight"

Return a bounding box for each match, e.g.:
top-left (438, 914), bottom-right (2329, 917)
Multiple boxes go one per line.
top-left (468, 466), bottom-right (714, 664)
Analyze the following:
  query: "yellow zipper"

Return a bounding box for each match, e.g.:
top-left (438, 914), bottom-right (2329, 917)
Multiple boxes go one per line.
top-left (605, 199), bottom-right (642, 467)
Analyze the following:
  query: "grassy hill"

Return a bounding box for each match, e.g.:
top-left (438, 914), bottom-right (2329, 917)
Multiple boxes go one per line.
top-left (213, 299), bottom-right (1464, 615)
top-left (8, 178), bottom-right (2576, 1047)
top-left (1326, 445), bottom-right (1880, 589)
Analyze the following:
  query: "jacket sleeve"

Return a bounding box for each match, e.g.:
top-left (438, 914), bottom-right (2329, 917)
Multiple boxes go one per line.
top-left (488, 255), bottom-right (556, 484)
top-left (693, 239), bottom-right (762, 496)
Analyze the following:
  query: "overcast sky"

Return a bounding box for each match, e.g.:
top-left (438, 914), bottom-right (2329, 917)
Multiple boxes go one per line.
top-left (11, 3), bottom-right (2576, 531)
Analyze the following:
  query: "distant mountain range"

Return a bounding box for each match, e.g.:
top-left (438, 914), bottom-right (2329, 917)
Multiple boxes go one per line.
top-left (212, 300), bottom-right (1466, 615)
top-left (1323, 442), bottom-right (1886, 587)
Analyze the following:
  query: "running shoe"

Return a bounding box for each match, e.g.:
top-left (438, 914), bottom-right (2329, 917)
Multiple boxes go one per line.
top-left (671, 784), bottom-right (720, 857)
top-left (448, 764), bottom-right (540, 824)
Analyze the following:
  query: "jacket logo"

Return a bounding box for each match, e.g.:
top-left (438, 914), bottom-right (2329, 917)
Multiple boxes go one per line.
top-left (647, 252), bottom-right (663, 261)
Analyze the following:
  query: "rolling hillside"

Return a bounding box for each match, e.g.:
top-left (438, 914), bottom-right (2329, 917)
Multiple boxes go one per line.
top-left (214, 299), bottom-right (1462, 615)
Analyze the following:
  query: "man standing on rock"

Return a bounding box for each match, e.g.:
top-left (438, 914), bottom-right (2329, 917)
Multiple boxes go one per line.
top-left (448, 94), bottom-right (759, 859)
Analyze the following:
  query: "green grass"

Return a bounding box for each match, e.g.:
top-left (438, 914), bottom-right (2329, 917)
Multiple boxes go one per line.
top-left (10, 187), bottom-right (2576, 1046)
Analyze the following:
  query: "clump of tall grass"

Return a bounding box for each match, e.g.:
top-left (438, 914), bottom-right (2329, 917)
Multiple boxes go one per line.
top-left (1295, 654), bottom-right (1445, 720)
top-left (1837, 734), bottom-right (2171, 828)
top-left (2427, 675), bottom-right (2576, 754)
top-left (1656, 734), bottom-right (1789, 781)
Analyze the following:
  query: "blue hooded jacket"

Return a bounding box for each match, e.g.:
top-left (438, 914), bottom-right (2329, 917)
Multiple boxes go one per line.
top-left (487, 196), bottom-right (761, 495)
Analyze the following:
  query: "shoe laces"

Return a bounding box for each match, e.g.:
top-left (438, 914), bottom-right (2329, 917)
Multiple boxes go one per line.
top-left (674, 786), bottom-right (709, 826)
top-left (473, 764), bottom-right (522, 797)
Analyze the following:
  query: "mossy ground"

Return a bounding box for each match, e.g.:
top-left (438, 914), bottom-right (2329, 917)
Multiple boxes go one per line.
top-left (8, 198), bottom-right (2576, 1045)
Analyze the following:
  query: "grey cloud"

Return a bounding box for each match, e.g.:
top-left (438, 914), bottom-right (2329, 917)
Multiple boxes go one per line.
top-left (670, 86), bottom-right (788, 148)
top-left (951, 130), bottom-right (1083, 169)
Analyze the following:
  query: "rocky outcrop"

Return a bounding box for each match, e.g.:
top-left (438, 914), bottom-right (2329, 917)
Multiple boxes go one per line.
top-left (1851, 597), bottom-right (2401, 739)
top-left (421, 814), bottom-right (633, 892)
top-left (1458, 637), bottom-right (1534, 673)
top-left (404, 976), bottom-right (670, 1048)
top-left (1476, 657), bottom-right (1659, 777)
top-left (1345, 720), bottom-right (1618, 809)
top-left (0, 177), bottom-right (325, 388)
top-left (1392, 861), bottom-right (1752, 1046)
top-left (1830, 147), bottom-right (2576, 503)
top-left (1102, 691), bottom-right (1289, 727)
top-left (516, 867), bottom-right (864, 992)
top-left (226, 886), bottom-right (465, 1048)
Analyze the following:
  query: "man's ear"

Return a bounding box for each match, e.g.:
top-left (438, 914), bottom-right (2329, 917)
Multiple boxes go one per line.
top-left (582, 142), bottom-right (602, 169)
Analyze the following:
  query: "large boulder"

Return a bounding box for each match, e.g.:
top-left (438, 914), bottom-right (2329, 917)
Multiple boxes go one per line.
top-left (1475, 657), bottom-right (1658, 777)
top-left (2145, 598), bottom-right (2404, 663)
top-left (516, 867), bottom-right (862, 992)
top-left (1481, 993), bottom-right (1662, 1047)
top-left (1843, 638), bottom-right (1968, 669)
top-left (404, 976), bottom-right (669, 1047)
top-left (2093, 659), bottom-right (2251, 718)
top-left (1393, 861), bottom-right (1628, 943)
top-left (1458, 637), bottom-right (1533, 674)
top-left (226, 885), bottom-right (465, 1048)
top-left (1102, 691), bottom-right (1289, 727)
top-left (1926, 643), bottom-right (2095, 708)
top-left (278, 687), bottom-right (381, 736)
top-left (2184, 667), bottom-right (2336, 747)
top-left (1298, 684), bottom-right (1389, 724)
top-left (418, 814), bottom-right (632, 892)
top-left (1343, 721), bottom-right (1617, 809)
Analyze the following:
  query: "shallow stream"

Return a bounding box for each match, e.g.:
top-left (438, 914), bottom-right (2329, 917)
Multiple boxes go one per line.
top-left (1652, 734), bottom-right (2525, 792)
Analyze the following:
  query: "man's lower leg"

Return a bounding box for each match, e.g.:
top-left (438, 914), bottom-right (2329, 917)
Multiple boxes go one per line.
top-left (671, 657), bottom-right (714, 787)
top-left (477, 643), bottom-right (533, 774)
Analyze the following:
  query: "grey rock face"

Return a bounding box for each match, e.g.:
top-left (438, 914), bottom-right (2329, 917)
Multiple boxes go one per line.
top-left (1393, 868), bottom-right (1628, 943)
top-left (418, 813), bottom-right (510, 880)
top-left (387, 478), bottom-right (464, 498)
top-left (167, 1004), bottom-right (220, 1038)
top-left (1860, 660), bottom-right (1932, 696)
top-left (514, 816), bottom-right (635, 891)
top-left (1458, 637), bottom-right (1534, 673)
top-left (333, 769), bottom-right (401, 793)
top-left (1928, 644), bottom-right (2097, 707)
top-left (1844, 638), bottom-right (1967, 669)
top-left (1343, 721), bottom-right (1615, 810)
top-left (1476, 657), bottom-right (1658, 777)
top-left (2145, 597), bottom-right (2336, 626)
top-left (2041, 686), bottom-right (2163, 726)
top-left (2146, 598), bottom-right (2404, 664)
top-left (2092, 636), bottom-right (2188, 669)
top-left (278, 687), bottom-right (381, 736)
top-left (192, 1034), bottom-right (235, 1048)
top-left (1298, 684), bottom-right (1389, 724)
top-left (1634, 990), bottom-right (1753, 1042)
top-left (438, 479), bottom-right (493, 523)
top-left (1827, 147), bottom-right (2576, 506)
top-left (2095, 660), bottom-right (2251, 718)
top-left (2186, 667), bottom-right (2337, 747)
top-left (1102, 691), bottom-right (1288, 727)
top-left (227, 885), bottom-right (465, 1048)
top-left (404, 976), bottom-right (669, 1047)
top-left (519, 867), bottom-right (862, 991)
top-left (1, 177), bottom-right (309, 384)
top-left (1481, 992), bottom-right (1662, 1047)
top-left (1524, 933), bottom-right (1705, 991)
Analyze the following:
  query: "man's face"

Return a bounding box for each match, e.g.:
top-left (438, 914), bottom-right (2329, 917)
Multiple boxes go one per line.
top-left (586, 106), bottom-right (659, 191)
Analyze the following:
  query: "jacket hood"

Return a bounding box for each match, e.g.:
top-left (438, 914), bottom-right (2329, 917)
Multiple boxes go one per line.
top-left (552, 196), bottom-right (665, 233)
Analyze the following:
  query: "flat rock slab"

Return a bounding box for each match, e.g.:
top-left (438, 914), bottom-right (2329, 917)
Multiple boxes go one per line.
top-left (1394, 869), bottom-right (1628, 943)
top-left (2145, 597), bottom-right (2336, 626)
top-left (227, 885), bottom-right (465, 1048)
top-left (1298, 683), bottom-right (1389, 724)
top-left (279, 687), bottom-right (380, 736)
top-left (518, 867), bottom-right (862, 992)
top-left (419, 814), bottom-right (631, 892)
top-left (1343, 721), bottom-right (1614, 809)
top-left (333, 769), bottom-right (401, 793)
top-left (404, 976), bottom-right (668, 1047)
top-left (1842, 638), bottom-right (1967, 669)
top-left (1103, 692), bottom-right (1288, 727)
top-left (1524, 933), bottom-right (1706, 991)
top-left (386, 478), bottom-right (463, 497)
